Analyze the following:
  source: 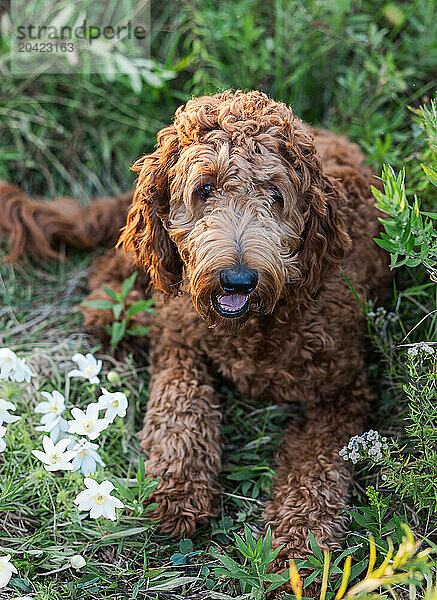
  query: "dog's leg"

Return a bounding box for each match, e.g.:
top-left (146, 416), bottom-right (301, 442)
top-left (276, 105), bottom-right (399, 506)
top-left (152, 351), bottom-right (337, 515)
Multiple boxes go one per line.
top-left (139, 343), bottom-right (221, 537)
top-left (264, 384), bottom-right (368, 562)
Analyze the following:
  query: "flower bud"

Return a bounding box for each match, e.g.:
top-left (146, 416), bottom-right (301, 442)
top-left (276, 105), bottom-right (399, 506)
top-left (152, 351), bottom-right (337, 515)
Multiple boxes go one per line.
top-left (70, 554), bottom-right (86, 569)
top-left (107, 370), bottom-right (121, 384)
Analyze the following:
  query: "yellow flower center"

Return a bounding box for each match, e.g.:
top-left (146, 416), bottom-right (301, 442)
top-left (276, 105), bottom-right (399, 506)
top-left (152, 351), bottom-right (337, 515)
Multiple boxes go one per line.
top-left (79, 449), bottom-right (90, 458)
top-left (83, 421), bottom-right (94, 432)
top-left (94, 494), bottom-right (105, 505)
top-left (112, 399), bottom-right (119, 407)
top-left (85, 366), bottom-right (95, 377)
top-left (50, 403), bottom-right (58, 413)
top-left (50, 452), bottom-right (59, 464)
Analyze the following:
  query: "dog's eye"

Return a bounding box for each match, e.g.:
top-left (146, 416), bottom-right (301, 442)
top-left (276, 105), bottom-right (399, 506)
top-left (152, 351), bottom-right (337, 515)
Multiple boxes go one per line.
top-left (271, 188), bottom-right (283, 206)
top-left (196, 183), bottom-right (215, 199)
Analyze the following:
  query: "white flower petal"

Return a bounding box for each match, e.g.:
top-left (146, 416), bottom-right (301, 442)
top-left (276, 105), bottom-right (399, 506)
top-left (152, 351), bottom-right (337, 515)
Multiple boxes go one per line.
top-left (111, 496), bottom-right (125, 509)
top-left (0, 399), bottom-right (16, 411)
top-left (31, 449), bottom-right (51, 465)
top-left (68, 369), bottom-right (85, 379)
top-left (89, 504), bottom-right (105, 519)
top-left (99, 480), bottom-right (114, 495)
top-left (102, 503), bottom-right (116, 520)
top-left (84, 477), bottom-right (100, 493)
top-left (42, 436), bottom-right (54, 454)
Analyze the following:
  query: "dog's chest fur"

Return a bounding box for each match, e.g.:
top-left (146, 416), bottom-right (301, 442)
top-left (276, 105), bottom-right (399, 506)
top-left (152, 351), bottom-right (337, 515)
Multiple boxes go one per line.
top-left (150, 273), bottom-right (357, 405)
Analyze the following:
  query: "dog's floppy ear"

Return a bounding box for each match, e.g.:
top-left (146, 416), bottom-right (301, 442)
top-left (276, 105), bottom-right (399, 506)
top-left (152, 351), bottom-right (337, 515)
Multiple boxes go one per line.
top-left (298, 172), bottom-right (352, 296)
top-left (281, 122), bottom-right (351, 297)
top-left (118, 125), bottom-right (183, 295)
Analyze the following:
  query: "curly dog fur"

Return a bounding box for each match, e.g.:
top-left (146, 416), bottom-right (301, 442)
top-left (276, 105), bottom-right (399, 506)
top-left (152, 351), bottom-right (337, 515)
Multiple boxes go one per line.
top-left (0, 90), bottom-right (390, 562)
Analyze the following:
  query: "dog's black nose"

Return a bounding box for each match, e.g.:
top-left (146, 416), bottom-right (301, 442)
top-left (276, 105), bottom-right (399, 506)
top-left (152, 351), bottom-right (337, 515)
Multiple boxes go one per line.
top-left (220, 267), bottom-right (258, 294)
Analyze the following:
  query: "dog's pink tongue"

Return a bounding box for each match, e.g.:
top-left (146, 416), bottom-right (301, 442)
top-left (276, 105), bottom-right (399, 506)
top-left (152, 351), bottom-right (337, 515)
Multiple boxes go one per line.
top-left (219, 295), bottom-right (247, 310)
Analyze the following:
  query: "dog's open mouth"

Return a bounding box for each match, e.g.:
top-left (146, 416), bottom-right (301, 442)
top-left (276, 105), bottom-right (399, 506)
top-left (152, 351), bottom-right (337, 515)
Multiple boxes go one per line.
top-left (212, 291), bottom-right (251, 318)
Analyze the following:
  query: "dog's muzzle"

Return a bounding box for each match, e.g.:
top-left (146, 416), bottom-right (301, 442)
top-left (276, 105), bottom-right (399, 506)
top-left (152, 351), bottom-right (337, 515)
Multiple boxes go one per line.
top-left (211, 266), bottom-right (258, 318)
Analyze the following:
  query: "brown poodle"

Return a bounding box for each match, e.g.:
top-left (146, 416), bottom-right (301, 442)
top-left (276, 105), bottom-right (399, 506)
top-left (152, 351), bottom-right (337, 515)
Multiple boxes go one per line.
top-left (0, 90), bottom-right (390, 563)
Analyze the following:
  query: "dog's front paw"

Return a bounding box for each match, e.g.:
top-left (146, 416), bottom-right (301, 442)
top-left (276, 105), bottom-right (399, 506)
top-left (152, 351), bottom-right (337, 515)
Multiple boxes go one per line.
top-left (143, 467), bottom-right (219, 537)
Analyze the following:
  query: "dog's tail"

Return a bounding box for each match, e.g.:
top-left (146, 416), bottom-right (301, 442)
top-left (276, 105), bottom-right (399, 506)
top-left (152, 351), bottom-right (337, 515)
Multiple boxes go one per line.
top-left (0, 181), bottom-right (133, 262)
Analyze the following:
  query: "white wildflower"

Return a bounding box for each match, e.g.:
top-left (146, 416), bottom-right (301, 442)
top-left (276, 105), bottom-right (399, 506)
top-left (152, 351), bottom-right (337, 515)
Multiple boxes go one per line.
top-left (68, 353), bottom-right (102, 384)
top-left (0, 399), bottom-right (20, 426)
top-left (71, 438), bottom-right (105, 476)
top-left (0, 426), bottom-right (6, 453)
top-left (70, 554), bottom-right (86, 569)
top-left (0, 348), bottom-right (35, 382)
top-left (339, 430), bottom-right (388, 464)
top-left (95, 388), bottom-right (128, 422)
top-left (74, 478), bottom-right (124, 520)
top-left (0, 554), bottom-right (18, 588)
top-left (68, 405), bottom-right (109, 440)
top-left (35, 390), bottom-right (68, 442)
top-left (408, 342), bottom-right (435, 357)
top-left (36, 417), bottom-right (69, 443)
top-left (9, 357), bottom-right (36, 382)
top-left (31, 436), bottom-right (76, 471)
top-left (0, 348), bottom-right (17, 380)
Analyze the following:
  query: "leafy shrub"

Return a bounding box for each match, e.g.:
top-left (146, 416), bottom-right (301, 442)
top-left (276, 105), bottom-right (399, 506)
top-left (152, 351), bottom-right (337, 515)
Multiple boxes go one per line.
top-left (81, 273), bottom-right (155, 348)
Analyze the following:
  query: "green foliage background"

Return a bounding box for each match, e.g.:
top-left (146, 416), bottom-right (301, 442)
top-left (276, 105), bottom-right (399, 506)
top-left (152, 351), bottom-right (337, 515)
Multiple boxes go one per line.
top-left (1, 0), bottom-right (436, 196)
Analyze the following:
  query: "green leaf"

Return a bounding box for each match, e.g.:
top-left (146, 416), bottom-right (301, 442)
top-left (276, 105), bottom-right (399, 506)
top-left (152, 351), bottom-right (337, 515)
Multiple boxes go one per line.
top-left (308, 530), bottom-right (323, 561)
top-left (374, 237), bottom-right (399, 252)
top-left (333, 544), bottom-right (362, 566)
top-left (121, 272), bottom-right (138, 301)
top-left (421, 211), bottom-right (437, 220)
top-left (136, 458), bottom-right (146, 487)
top-left (421, 163), bottom-right (437, 187)
top-left (179, 538), bottom-right (193, 554)
top-left (102, 527), bottom-right (148, 541)
top-left (141, 476), bottom-right (160, 498)
top-left (341, 269), bottom-right (366, 313)
top-left (126, 299), bottom-right (155, 317)
top-left (80, 299), bottom-right (115, 310)
top-left (110, 320), bottom-right (127, 347)
top-left (349, 559), bottom-right (368, 581)
top-left (215, 553), bottom-right (245, 573)
top-left (405, 258), bottom-right (422, 267)
top-left (112, 304), bottom-right (123, 319)
top-left (303, 569), bottom-right (319, 588)
top-left (103, 285), bottom-right (122, 301)
top-left (306, 554), bottom-right (323, 567)
top-left (226, 469), bottom-right (253, 481)
top-left (126, 326), bottom-right (151, 336)
top-left (244, 523), bottom-right (257, 553)
top-left (115, 485), bottom-right (136, 502)
top-left (148, 576), bottom-right (197, 590)
top-left (405, 234), bottom-right (415, 253)
top-left (9, 578), bottom-right (32, 593)
top-left (170, 552), bottom-right (187, 565)
top-left (234, 532), bottom-right (250, 558)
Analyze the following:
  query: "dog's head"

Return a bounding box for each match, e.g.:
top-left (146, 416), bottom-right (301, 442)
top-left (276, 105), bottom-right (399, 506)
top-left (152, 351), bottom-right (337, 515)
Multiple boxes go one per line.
top-left (119, 90), bottom-right (351, 334)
